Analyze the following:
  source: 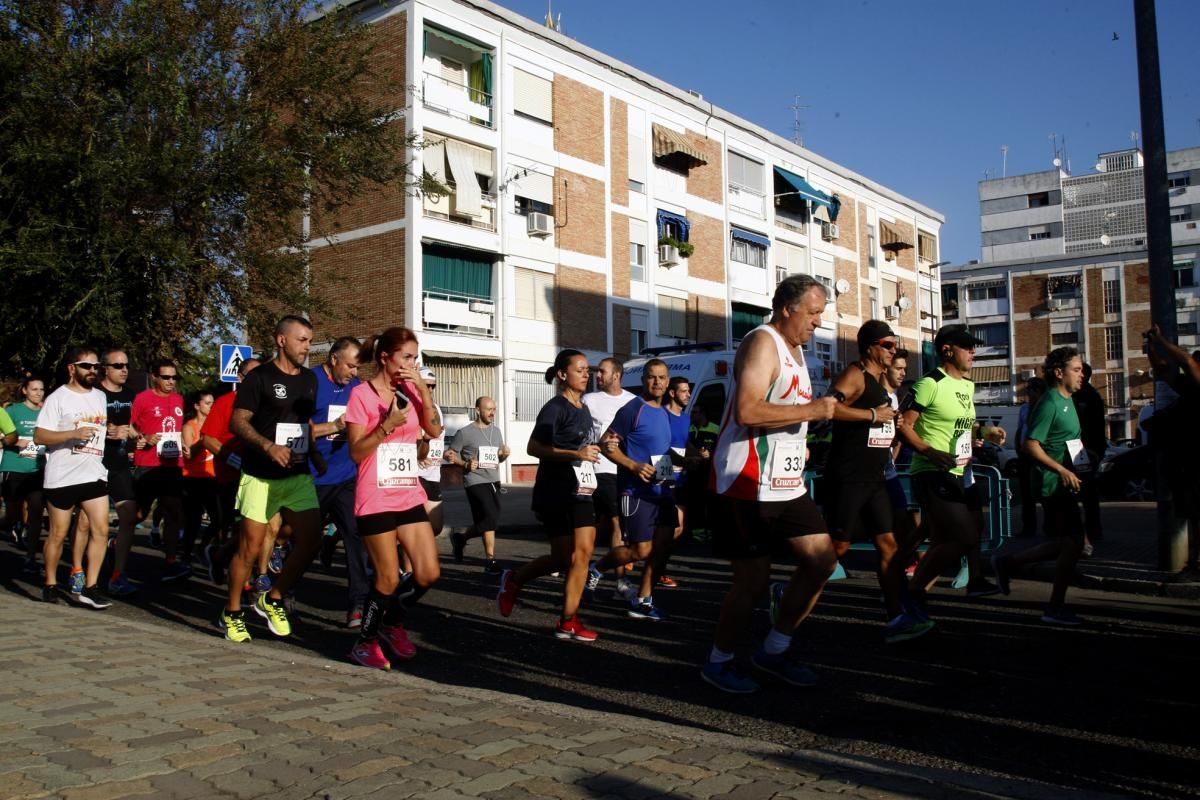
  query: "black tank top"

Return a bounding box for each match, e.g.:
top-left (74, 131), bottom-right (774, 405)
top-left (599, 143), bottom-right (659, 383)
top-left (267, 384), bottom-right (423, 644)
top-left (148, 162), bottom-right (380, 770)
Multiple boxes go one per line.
top-left (827, 364), bottom-right (891, 481)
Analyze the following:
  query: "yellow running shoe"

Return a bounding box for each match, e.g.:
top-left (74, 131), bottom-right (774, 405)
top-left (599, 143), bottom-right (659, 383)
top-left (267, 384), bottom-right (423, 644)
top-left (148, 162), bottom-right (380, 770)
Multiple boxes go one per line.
top-left (254, 593), bottom-right (291, 637)
top-left (219, 610), bottom-right (252, 643)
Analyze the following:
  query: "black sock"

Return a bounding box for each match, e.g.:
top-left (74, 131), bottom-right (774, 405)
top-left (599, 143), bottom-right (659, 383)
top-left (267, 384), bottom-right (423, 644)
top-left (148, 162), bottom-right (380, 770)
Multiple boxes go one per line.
top-left (388, 572), bottom-right (429, 623)
top-left (359, 587), bottom-right (392, 641)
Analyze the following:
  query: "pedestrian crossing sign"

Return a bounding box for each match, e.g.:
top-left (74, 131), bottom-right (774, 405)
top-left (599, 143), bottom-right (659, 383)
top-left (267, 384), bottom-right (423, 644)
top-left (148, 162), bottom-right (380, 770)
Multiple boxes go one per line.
top-left (219, 344), bottom-right (252, 383)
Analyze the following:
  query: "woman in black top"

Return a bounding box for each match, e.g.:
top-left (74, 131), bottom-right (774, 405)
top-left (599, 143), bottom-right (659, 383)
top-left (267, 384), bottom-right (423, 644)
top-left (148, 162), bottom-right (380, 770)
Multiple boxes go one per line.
top-left (495, 350), bottom-right (602, 641)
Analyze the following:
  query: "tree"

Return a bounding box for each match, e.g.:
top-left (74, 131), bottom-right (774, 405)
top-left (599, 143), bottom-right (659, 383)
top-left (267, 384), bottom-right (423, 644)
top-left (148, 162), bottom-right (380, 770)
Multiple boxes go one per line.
top-left (0, 0), bottom-right (432, 378)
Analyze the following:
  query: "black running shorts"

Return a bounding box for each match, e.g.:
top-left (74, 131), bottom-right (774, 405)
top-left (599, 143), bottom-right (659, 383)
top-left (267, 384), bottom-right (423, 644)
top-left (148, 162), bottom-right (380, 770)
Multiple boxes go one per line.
top-left (357, 505), bottom-right (430, 537)
top-left (712, 493), bottom-right (828, 560)
top-left (535, 500), bottom-right (596, 537)
top-left (465, 482), bottom-right (501, 532)
top-left (825, 480), bottom-right (893, 542)
top-left (45, 480), bottom-right (108, 510)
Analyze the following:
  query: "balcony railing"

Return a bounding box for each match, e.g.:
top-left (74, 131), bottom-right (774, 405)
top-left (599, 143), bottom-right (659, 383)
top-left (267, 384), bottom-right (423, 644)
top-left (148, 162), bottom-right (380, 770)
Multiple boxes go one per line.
top-left (422, 190), bottom-right (497, 232)
top-left (422, 289), bottom-right (496, 338)
top-left (422, 72), bottom-right (493, 128)
top-left (728, 182), bottom-right (765, 217)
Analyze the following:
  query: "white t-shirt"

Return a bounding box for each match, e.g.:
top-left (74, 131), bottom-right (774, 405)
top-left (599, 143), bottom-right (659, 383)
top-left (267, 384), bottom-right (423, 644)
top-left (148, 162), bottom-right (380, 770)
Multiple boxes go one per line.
top-left (38, 385), bottom-right (108, 490)
top-left (419, 402), bottom-right (445, 483)
top-left (582, 389), bottom-right (636, 476)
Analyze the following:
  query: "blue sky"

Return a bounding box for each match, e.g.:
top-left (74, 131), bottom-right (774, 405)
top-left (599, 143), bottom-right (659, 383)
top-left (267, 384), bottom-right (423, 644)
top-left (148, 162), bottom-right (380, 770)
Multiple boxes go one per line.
top-left (496, 0), bottom-right (1200, 264)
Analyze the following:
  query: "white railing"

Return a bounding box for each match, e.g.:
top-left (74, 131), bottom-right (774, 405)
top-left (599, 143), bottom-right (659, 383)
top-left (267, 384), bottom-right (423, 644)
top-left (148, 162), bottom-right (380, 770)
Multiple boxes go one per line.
top-left (728, 182), bottom-right (765, 216)
top-left (422, 190), bottom-right (497, 232)
top-left (422, 289), bottom-right (497, 338)
top-left (422, 72), bottom-right (493, 127)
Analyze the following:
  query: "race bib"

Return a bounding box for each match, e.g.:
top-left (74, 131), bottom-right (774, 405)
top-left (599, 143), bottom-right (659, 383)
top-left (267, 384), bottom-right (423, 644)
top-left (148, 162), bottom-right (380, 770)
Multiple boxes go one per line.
top-left (1065, 439), bottom-right (1091, 473)
top-left (157, 431), bottom-right (182, 460)
top-left (670, 446), bottom-right (686, 475)
top-left (652, 453), bottom-right (673, 482)
top-left (378, 442), bottom-right (418, 487)
top-left (573, 460), bottom-right (597, 497)
top-left (953, 431), bottom-right (973, 467)
top-left (426, 438), bottom-right (445, 463)
top-left (868, 420), bottom-right (896, 449)
top-left (326, 405), bottom-right (347, 440)
top-left (770, 440), bottom-right (806, 490)
top-left (18, 437), bottom-right (44, 460)
top-left (275, 423), bottom-right (309, 465)
top-left (478, 446), bottom-right (499, 470)
top-left (72, 422), bottom-right (104, 456)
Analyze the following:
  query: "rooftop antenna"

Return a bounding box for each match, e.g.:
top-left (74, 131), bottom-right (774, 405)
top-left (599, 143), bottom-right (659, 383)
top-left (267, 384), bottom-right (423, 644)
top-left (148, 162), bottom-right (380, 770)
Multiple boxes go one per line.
top-left (1130, 130), bottom-right (1140, 149)
top-left (790, 95), bottom-right (809, 147)
top-left (544, 1), bottom-right (560, 31)
top-left (1001, 144), bottom-right (1008, 177)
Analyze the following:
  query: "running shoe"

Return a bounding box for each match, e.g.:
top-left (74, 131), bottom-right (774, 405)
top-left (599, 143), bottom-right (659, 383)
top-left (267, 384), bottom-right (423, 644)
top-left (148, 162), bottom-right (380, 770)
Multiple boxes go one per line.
top-left (349, 639), bottom-right (391, 671)
top-left (483, 558), bottom-right (502, 576)
top-left (628, 601), bottom-right (667, 621)
top-left (449, 530), bottom-right (467, 564)
top-left (77, 586), bottom-right (112, 610)
top-left (991, 554), bottom-right (1011, 596)
top-left (1041, 606), bottom-right (1084, 627)
top-left (378, 623), bottom-right (417, 661)
top-left (554, 615), bottom-right (598, 642)
top-left (496, 569), bottom-right (519, 617)
top-left (107, 575), bottom-right (138, 597)
top-left (750, 647), bottom-right (818, 688)
top-left (68, 570), bottom-right (85, 596)
top-left (268, 545), bottom-right (284, 574)
top-left (884, 612), bottom-right (935, 644)
top-left (253, 574), bottom-right (272, 595)
top-left (346, 609), bottom-right (363, 629)
top-left (149, 526), bottom-right (162, 548)
top-left (902, 593), bottom-right (931, 623)
top-left (218, 610), bottom-right (252, 642)
top-left (1082, 542), bottom-right (1095, 559)
top-left (161, 561), bottom-right (192, 583)
top-left (583, 563), bottom-right (602, 601)
top-left (656, 575), bottom-right (679, 589)
top-left (966, 578), bottom-right (1001, 598)
top-left (615, 578), bottom-right (638, 603)
top-left (700, 660), bottom-right (760, 694)
top-left (254, 593), bottom-right (292, 636)
top-left (20, 557), bottom-right (39, 576)
top-left (41, 585), bottom-right (60, 604)
top-left (767, 581), bottom-right (786, 627)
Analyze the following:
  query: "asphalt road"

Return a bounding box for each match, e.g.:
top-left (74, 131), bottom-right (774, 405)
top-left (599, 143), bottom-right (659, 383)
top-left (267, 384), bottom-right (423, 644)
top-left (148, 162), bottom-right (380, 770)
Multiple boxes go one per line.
top-left (3, 502), bottom-right (1197, 799)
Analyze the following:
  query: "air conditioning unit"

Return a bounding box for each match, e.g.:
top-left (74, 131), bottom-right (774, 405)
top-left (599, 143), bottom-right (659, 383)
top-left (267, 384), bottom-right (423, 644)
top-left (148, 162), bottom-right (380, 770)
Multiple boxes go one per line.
top-left (658, 245), bottom-right (680, 267)
top-left (468, 299), bottom-right (495, 314)
top-left (1021, 369), bottom-right (1036, 380)
top-left (526, 212), bottom-right (553, 238)
top-left (821, 221), bottom-right (839, 242)
top-left (1047, 297), bottom-right (1063, 310)
top-left (884, 305), bottom-right (899, 320)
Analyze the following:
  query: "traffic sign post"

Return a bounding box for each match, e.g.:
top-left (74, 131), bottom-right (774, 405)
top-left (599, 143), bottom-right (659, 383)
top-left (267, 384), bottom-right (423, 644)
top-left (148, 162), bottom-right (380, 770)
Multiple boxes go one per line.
top-left (219, 344), bottom-right (253, 383)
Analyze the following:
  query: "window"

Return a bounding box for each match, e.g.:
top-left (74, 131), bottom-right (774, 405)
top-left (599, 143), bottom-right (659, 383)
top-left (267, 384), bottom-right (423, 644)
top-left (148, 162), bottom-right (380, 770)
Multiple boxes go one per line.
top-left (815, 274), bottom-right (835, 302)
top-left (1170, 207), bottom-right (1193, 224)
top-left (630, 309), bottom-right (648, 355)
top-left (970, 323), bottom-right (1009, 348)
top-left (658, 295), bottom-right (688, 339)
top-left (627, 106), bottom-right (646, 193)
top-left (656, 209), bottom-right (690, 244)
top-left (730, 229), bottom-right (768, 268)
top-left (629, 219), bottom-right (647, 283)
top-left (1106, 373), bottom-right (1126, 408)
top-left (1103, 279), bottom-right (1121, 314)
top-left (1181, 321), bottom-right (1199, 336)
top-left (513, 268), bottom-right (554, 322)
top-left (1028, 191), bottom-right (1050, 208)
top-left (513, 371), bottom-right (554, 422)
top-left (965, 283), bottom-right (1007, 301)
top-left (1104, 326), bottom-right (1123, 361)
top-left (1168, 174), bottom-right (1191, 188)
top-left (1174, 261), bottom-right (1196, 289)
top-left (727, 151), bottom-right (765, 194)
top-left (1029, 228), bottom-right (1052, 241)
top-left (1050, 319), bottom-right (1079, 347)
top-left (514, 196), bottom-right (553, 216)
top-left (869, 286), bottom-right (878, 320)
top-left (511, 168), bottom-right (555, 217)
top-left (629, 179), bottom-right (645, 193)
top-left (918, 230), bottom-right (937, 263)
top-left (942, 284), bottom-right (959, 319)
top-left (867, 222), bottom-right (877, 269)
top-left (513, 68), bottom-right (552, 123)
top-left (731, 304), bottom-right (769, 341)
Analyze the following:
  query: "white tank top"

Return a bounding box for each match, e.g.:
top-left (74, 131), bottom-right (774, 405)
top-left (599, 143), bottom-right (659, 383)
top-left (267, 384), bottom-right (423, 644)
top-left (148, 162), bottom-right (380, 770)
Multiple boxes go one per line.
top-left (713, 324), bottom-right (813, 502)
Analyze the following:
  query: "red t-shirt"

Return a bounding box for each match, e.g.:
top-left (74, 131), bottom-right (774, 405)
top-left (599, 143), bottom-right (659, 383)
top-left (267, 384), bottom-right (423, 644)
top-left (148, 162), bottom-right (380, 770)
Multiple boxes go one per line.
top-left (131, 389), bottom-right (184, 468)
top-left (200, 391), bottom-right (241, 483)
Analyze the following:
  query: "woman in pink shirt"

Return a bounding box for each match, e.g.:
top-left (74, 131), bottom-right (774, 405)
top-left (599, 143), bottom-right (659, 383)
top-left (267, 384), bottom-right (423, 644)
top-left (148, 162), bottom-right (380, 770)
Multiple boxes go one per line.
top-left (345, 326), bottom-right (442, 670)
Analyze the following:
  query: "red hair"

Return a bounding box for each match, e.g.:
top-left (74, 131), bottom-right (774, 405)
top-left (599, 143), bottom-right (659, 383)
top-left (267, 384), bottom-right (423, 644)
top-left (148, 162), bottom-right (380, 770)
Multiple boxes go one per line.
top-left (360, 327), bottom-right (419, 366)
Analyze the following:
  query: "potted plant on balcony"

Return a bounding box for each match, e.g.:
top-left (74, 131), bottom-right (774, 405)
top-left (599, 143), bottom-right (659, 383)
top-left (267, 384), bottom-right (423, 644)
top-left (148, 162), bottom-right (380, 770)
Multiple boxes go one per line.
top-left (658, 235), bottom-right (695, 259)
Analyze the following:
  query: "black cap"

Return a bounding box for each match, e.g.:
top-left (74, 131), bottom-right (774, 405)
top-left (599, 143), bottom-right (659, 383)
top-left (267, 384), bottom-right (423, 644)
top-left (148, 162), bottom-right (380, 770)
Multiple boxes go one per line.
top-left (934, 324), bottom-right (984, 351)
top-left (857, 320), bottom-right (897, 352)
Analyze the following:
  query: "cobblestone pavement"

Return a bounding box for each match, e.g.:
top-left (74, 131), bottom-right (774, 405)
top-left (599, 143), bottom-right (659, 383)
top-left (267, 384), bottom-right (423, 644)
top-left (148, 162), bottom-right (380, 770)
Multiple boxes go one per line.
top-left (0, 592), bottom-right (1125, 800)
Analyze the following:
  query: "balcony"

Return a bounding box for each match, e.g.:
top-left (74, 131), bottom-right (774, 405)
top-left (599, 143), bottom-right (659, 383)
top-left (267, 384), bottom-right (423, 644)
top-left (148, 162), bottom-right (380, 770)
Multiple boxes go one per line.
top-left (422, 71), bottom-right (493, 128)
top-left (422, 289), bottom-right (496, 338)
top-left (728, 182), bottom-right (765, 217)
top-left (423, 189), bottom-right (496, 232)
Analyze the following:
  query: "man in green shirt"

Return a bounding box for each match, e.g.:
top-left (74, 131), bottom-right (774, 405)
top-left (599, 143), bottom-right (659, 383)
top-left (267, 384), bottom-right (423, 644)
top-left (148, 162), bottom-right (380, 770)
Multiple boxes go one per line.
top-left (992, 347), bottom-right (1088, 626)
top-left (898, 324), bottom-right (1006, 613)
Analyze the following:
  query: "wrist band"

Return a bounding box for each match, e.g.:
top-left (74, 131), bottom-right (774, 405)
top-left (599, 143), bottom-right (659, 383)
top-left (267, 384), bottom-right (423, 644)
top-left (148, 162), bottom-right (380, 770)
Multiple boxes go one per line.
top-left (870, 408), bottom-right (877, 424)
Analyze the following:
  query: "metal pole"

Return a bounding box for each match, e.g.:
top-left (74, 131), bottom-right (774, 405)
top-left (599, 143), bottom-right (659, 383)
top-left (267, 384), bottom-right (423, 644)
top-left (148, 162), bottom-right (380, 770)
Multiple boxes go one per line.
top-left (1133, 0), bottom-right (1187, 571)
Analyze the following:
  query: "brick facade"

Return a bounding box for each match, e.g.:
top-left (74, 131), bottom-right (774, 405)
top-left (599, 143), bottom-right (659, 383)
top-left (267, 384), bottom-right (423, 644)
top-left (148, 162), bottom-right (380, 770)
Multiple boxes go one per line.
top-left (312, 124), bottom-right (408, 235)
top-left (834, 257), bottom-right (858, 319)
top-left (1012, 274), bottom-right (1045, 315)
top-left (362, 12), bottom-right (406, 109)
top-left (309, 229), bottom-right (406, 340)
top-left (609, 98), bottom-right (628, 206)
top-left (553, 76), bottom-right (604, 166)
top-left (1014, 318), bottom-right (1050, 359)
top-left (611, 212), bottom-right (630, 298)
top-left (834, 196), bottom-right (857, 253)
top-left (612, 304), bottom-right (631, 363)
top-left (554, 169), bottom-right (606, 258)
top-left (687, 212), bottom-right (725, 283)
top-left (898, 277), bottom-right (918, 330)
top-left (694, 294), bottom-right (726, 345)
top-left (556, 265), bottom-right (607, 351)
top-left (683, 133), bottom-right (723, 204)
top-left (1124, 262), bottom-right (1150, 303)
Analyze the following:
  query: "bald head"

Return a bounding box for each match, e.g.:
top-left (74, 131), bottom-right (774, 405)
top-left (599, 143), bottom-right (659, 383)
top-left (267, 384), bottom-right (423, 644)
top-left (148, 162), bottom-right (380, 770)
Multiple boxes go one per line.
top-left (475, 396), bottom-right (496, 426)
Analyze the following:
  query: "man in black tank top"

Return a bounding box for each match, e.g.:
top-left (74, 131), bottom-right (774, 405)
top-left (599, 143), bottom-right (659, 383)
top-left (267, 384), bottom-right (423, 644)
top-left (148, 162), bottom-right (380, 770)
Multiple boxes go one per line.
top-left (826, 320), bottom-right (933, 644)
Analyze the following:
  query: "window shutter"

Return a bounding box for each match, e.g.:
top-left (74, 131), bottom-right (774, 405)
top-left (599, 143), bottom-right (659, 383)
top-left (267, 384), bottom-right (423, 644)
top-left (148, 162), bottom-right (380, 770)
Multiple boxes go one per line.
top-left (513, 68), bottom-right (552, 122)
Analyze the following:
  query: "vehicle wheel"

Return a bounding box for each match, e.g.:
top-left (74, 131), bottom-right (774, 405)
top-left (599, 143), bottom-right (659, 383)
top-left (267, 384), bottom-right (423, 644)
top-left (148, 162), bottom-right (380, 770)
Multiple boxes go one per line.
top-left (1123, 478), bottom-right (1154, 502)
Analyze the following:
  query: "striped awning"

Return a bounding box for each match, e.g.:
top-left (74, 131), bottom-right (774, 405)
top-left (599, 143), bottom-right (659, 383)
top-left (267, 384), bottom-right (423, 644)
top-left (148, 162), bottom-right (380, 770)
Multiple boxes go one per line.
top-left (880, 219), bottom-right (913, 251)
top-left (971, 365), bottom-right (1010, 384)
top-left (651, 124), bottom-right (707, 167)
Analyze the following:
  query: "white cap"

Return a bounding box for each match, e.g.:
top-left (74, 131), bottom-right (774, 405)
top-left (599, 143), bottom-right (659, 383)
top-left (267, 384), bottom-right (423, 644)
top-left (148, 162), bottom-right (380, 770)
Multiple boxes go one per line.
top-left (419, 367), bottom-right (436, 381)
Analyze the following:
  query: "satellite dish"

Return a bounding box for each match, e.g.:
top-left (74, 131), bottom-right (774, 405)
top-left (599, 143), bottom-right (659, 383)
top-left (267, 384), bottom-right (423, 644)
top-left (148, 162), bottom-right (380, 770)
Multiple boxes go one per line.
top-left (1053, 158), bottom-right (1062, 168)
top-left (897, 296), bottom-right (912, 310)
top-left (835, 279), bottom-right (850, 295)
top-left (1100, 234), bottom-right (1111, 246)
top-left (1095, 161), bottom-right (1107, 173)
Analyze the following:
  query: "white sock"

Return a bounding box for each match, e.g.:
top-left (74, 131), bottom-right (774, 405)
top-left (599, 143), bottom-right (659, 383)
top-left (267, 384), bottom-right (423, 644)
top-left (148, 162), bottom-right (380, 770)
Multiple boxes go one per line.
top-left (635, 595), bottom-right (651, 607)
top-left (763, 629), bottom-right (791, 655)
top-left (709, 646), bottom-right (734, 664)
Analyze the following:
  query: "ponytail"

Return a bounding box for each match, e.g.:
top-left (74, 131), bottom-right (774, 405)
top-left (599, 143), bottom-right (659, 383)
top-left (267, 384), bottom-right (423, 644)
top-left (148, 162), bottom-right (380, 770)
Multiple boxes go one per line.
top-left (546, 349), bottom-right (585, 385)
top-left (361, 326), bottom-right (418, 367)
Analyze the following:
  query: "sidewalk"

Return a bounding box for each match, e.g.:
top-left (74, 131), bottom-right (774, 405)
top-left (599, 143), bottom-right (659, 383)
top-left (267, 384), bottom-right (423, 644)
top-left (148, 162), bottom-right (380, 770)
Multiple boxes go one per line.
top-left (441, 485), bottom-right (1200, 599)
top-left (0, 591), bottom-right (1123, 800)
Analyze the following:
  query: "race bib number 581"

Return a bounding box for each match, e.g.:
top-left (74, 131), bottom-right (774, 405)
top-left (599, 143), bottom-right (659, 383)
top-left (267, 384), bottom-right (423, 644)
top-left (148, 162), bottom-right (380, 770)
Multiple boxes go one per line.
top-left (378, 442), bottom-right (418, 488)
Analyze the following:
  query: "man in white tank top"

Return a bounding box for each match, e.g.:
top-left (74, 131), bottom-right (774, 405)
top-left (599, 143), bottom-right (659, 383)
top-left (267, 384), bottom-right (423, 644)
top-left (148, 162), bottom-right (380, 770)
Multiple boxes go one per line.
top-left (700, 275), bottom-right (837, 695)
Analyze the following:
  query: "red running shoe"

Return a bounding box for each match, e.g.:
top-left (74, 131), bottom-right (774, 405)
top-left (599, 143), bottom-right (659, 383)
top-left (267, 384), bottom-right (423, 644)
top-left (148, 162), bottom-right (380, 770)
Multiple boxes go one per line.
top-left (379, 623), bottom-right (417, 661)
top-left (349, 639), bottom-right (391, 671)
top-left (496, 569), bottom-right (520, 617)
top-left (656, 575), bottom-right (679, 589)
top-left (554, 614), bottom-right (598, 642)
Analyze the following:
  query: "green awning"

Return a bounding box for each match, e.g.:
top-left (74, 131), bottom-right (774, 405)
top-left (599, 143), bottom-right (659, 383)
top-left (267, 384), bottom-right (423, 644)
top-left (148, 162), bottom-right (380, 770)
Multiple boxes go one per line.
top-left (921, 341), bottom-right (938, 374)
top-left (424, 26), bottom-right (489, 55)
top-left (731, 304), bottom-right (769, 340)
top-left (423, 246), bottom-right (493, 299)
top-left (774, 167), bottom-right (840, 221)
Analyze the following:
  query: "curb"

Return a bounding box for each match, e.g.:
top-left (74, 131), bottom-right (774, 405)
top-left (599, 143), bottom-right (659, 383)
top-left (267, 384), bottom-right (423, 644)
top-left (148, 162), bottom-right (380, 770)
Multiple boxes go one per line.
top-left (1022, 563), bottom-right (1200, 599)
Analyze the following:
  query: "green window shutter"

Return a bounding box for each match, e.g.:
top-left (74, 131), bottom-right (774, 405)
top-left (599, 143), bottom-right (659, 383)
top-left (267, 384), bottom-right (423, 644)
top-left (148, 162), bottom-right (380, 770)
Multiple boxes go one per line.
top-left (423, 247), bottom-right (493, 299)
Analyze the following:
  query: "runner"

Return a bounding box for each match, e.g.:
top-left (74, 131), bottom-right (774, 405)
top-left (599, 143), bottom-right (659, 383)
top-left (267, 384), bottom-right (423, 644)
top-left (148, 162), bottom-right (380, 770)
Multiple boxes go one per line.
top-left (417, 367), bottom-right (447, 538)
top-left (585, 358), bottom-right (674, 620)
top-left (34, 348), bottom-right (111, 609)
top-left (96, 349), bottom-right (140, 596)
top-left (700, 275), bottom-right (837, 694)
top-left (496, 349), bottom-right (601, 641)
top-left (824, 321), bottom-right (930, 643)
top-left (309, 336), bottom-right (370, 628)
top-left (446, 396), bottom-right (510, 574)
top-left (344, 326), bottom-right (441, 670)
top-left (218, 316), bottom-right (323, 642)
top-left (880, 348), bottom-right (922, 579)
top-left (898, 324), bottom-right (1005, 614)
top-left (581, 358), bottom-right (636, 598)
top-left (992, 347), bottom-right (1090, 625)
top-left (2, 377), bottom-right (46, 574)
top-left (180, 389), bottom-right (220, 565)
top-left (656, 375), bottom-right (693, 590)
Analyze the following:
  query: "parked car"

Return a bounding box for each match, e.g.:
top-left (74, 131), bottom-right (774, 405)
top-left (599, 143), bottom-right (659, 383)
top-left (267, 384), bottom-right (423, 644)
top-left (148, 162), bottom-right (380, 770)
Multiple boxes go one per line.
top-left (1097, 445), bottom-right (1155, 501)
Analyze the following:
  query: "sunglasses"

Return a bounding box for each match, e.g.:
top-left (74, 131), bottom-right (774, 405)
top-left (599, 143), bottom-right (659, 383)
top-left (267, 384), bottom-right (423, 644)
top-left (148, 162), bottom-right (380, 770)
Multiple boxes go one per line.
top-left (72, 361), bottom-right (101, 370)
top-left (157, 374), bottom-right (178, 380)
top-left (874, 341), bottom-right (898, 351)
top-left (105, 362), bottom-right (129, 369)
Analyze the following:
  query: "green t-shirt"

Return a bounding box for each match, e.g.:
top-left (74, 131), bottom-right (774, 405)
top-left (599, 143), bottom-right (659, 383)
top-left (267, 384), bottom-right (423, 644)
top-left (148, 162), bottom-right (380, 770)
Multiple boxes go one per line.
top-left (908, 368), bottom-right (975, 477)
top-left (1026, 389), bottom-right (1082, 498)
top-left (0, 403), bottom-right (44, 474)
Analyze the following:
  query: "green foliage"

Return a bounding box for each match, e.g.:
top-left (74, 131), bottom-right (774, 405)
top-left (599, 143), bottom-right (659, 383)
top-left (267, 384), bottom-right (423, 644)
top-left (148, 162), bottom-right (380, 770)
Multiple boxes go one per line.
top-left (0, 0), bottom-right (426, 378)
top-left (658, 236), bottom-right (695, 259)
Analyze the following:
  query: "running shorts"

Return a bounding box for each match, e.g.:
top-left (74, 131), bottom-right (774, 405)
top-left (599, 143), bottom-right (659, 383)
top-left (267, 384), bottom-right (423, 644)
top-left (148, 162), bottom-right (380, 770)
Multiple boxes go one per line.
top-left (357, 505), bottom-right (429, 537)
top-left (45, 480), bottom-right (108, 510)
top-left (619, 495), bottom-right (675, 545)
top-left (2, 470), bottom-right (43, 502)
top-left (535, 500), bottom-right (596, 537)
top-left (235, 472), bottom-right (319, 524)
top-left (591, 473), bottom-right (621, 519)
top-left (465, 482), bottom-right (501, 531)
top-left (712, 493), bottom-right (828, 560)
top-left (419, 477), bottom-right (442, 503)
top-left (826, 480), bottom-right (893, 542)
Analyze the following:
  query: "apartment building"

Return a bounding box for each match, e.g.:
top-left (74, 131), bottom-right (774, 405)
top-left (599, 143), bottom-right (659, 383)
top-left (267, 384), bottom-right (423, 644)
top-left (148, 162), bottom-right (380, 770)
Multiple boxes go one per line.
top-left (943, 146), bottom-right (1200, 438)
top-left (307, 0), bottom-right (945, 479)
